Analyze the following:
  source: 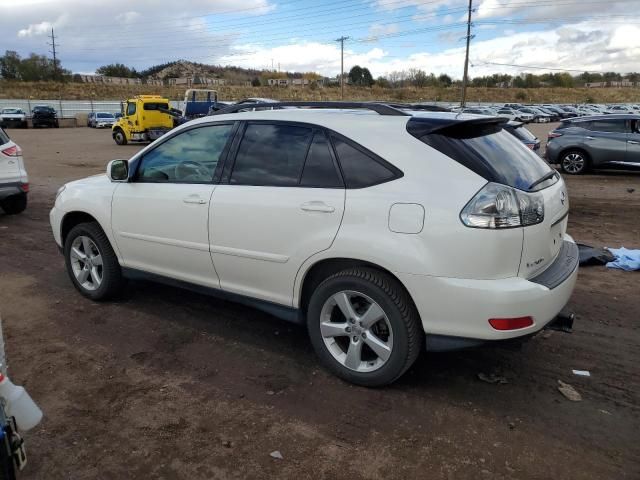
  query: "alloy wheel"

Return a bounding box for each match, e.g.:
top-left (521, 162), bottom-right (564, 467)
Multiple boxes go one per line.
top-left (562, 153), bottom-right (585, 174)
top-left (319, 290), bottom-right (394, 373)
top-left (69, 236), bottom-right (103, 291)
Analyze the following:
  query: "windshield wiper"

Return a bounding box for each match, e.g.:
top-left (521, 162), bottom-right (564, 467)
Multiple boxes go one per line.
top-left (528, 170), bottom-right (557, 191)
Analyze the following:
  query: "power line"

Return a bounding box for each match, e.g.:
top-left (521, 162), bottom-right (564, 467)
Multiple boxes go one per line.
top-left (472, 60), bottom-right (613, 74)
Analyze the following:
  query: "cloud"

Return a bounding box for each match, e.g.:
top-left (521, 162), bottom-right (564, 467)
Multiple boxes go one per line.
top-left (368, 23), bottom-right (400, 38)
top-left (115, 11), bottom-right (141, 24)
top-left (17, 20), bottom-right (52, 37)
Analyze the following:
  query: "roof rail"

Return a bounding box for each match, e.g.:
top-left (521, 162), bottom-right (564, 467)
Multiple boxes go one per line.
top-left (386, 103), bottom-right (451, 112)
top-left (209, 101), bottom-right (410, 116)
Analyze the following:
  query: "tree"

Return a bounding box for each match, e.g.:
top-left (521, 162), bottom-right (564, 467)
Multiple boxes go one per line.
top-left (437, 73), bottom-right (452, 87)
top-left (251, 76), bottom-right (261, 87)
top-left (348, 65), bottom-right (363, 85)
top-left (0, 51), bottom-right (21, 80)
top-left (361, 67), bottom-right (374, 87)
top-left (96, 63), bottom-right (139, 78)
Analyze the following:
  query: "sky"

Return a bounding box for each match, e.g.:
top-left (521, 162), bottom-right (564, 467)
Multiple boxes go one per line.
top-left (1, 0), bottom-right (639, 79)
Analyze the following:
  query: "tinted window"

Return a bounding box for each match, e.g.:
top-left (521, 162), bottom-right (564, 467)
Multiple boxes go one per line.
top-left (97, 113), bottom-right (113, 118)
top-left (331, 136), bottom-right (396, 188)
top-left (137, 124), bottom-right (233, 183)
top-left (143, 103), bottom-right (169, 111)
top-left (231, 124), bottom-right (313, 186)
top-left (126, 103), bottom-right (136, 116)
top-left (300, 133), bottom-right (342, 188)
top-left (587, 120), bottom-right (628, 133)
top-left (412, 123), bottom-right (555, 192)
top-left (510, 126), bottom-right (537, 142)
top-left (0, 129), bottom-right (9, 145)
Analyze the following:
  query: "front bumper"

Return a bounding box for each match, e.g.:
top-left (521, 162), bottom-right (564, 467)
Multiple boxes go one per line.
top-left (49, 205), bottom-right (63, 248)
top-left (396, 237), bottom-right (579, 345)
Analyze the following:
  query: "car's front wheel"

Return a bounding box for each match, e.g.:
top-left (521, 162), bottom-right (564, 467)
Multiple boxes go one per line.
top-left (561, 150), bottom-right (589, 174)
top-left (307, 268), bottom-right (422, 387)
top-left (64, 222), bottom-right (123, 300)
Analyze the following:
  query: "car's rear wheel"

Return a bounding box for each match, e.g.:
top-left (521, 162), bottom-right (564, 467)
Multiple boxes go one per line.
top-left (64, 222), bottom-right (123, 300)
top-left (0, 193), bottom-right (27, 215)
top-left (561, 150), bottom-right (589, 175)
top-left (113, 129), bottom-right (127, 145)
top-left (307, 268), bottom-right (422, 387)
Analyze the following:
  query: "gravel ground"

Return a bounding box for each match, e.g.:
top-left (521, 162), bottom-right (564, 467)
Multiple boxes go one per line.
top-left (0, 125), bottom-right (638, 479)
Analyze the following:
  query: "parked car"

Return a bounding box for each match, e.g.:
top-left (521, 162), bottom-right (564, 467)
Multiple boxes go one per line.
top-left (496, 107), bottom-right (534, 123)
top-left (546, 114), bottom-right (640, 174)
top-left (0, 128), bottom-right (29, 214)
top-left (0, 108), bottom-right (28, 129)
top-left (503, 121), bottom-right (541, 153)
top-left (534, 107), bottom-right (561, 122)
top-left (90, 112), bottom-right (116, 128)
top-left (542, 105), bottom-right (571, 119)
top-left (518, 107), bottom-right (551, 123)
top-left (31, 105), bottom-right (59, 128)
top-left (50, 102), bottom-right (577, 387)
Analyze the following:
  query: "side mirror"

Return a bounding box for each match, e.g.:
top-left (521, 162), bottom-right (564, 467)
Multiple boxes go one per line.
top-left (107, 159), bottom-right (129, 182)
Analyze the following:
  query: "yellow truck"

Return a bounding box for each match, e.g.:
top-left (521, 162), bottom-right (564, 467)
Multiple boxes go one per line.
top-left (112, 95), bottom-right (176, 145)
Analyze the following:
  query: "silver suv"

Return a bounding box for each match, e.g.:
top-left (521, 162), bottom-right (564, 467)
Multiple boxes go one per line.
top-left (546, 115), bottom-right (640, 174)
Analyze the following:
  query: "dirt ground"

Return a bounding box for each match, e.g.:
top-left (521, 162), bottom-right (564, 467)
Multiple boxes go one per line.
top-left (0, 124), bottom-right (638, 479)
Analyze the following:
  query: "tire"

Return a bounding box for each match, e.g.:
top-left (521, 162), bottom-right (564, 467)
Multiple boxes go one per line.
top-left (63, 222), bottom-right (123, 301)
top-left (307, 268), bottom-right (422, 387)
top-left (560, 149), bottom-right (589, 175)
top-left (113, 129), bottom-right (127, 145)
top-left (0, 194), bottom-right (27, 215)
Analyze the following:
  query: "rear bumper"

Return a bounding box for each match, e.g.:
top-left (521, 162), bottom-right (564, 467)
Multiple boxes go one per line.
top-left (0, 182), bottom-right (27, 200)
top-left (396, 236), bottom-right (579, 344)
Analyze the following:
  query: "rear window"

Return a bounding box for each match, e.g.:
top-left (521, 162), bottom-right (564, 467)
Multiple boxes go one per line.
top-left (410, 120), bottom-right (555, 192)
top-left (143, 103), bottom-right (169, 111)
top-left (96, 113), bottom-right (113, 118)
top-left (510, 126), bottom-right (537, 142)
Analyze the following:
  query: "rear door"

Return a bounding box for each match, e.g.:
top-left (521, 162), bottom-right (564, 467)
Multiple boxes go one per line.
top-left (625, 119), bottom-right (640, 165)
top-left (209, 121), bottom-right (345, 306)
top-left (580, 119), bottom-right (629, 165)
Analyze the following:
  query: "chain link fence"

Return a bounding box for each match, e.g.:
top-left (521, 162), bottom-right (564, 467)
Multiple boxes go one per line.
top-left (0, 99), bottom-right (182, 119)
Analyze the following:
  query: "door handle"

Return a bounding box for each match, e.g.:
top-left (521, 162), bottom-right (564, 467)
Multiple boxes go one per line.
top-left (183, 195), bottom-right (206, 205)
top-left (628, 140), bottom-right (640, 145)
top-left (300, 201), bottom-right (335, 213)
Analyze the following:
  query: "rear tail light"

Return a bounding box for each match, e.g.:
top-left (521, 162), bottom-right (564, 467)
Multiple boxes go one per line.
top-left (460, 183), bottom-right (544, 229)
top-left (1, 145), bottom-right (22, 157)
top-left (489, 317), bottom-right (534, 330)
top-left (547, 131), bottom-right (563, 139)
top-left (19, 183), bottom-right (29, 193)
top-left (526, 143), bottom-right (535, 150)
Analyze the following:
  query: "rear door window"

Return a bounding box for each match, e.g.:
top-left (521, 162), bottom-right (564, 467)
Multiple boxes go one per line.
top-left (587, 120), bottom-right (628, 133)
top-left (230, 123), bottom-right (313, 186)
top-left (300, 133), bottom-right (343, 188)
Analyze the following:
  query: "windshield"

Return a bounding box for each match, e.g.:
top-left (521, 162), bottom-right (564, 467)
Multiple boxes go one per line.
top-left (410, 121), bottom-right (555, 192)
top-left (96, 113), bottom-right (114, 118)
top-left (2, 109), bottom-right (21, 114)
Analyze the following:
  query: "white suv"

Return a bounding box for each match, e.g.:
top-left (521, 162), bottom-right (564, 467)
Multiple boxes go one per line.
top-left (50, 102), bottom-right (578, 386)
top-left (0, 128), bottom-right (29, 215)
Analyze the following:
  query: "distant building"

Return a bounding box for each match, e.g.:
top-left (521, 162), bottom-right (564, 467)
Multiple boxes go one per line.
top-left (167, 76), bottom-right (226, 87)
top-left (266, 78), bottom-right (325, 87)
top-left (78, 74), bottom-right (141, 85)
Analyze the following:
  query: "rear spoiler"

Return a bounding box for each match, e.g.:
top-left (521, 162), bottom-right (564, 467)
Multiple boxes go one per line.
top-left (407, 116), bottom-right (510, 138)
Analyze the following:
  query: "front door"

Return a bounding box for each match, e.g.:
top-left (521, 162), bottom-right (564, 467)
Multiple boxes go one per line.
top-left (209, 122), bottom-right (346, 306)
top-left (111, 123), bottom-right (235, 287)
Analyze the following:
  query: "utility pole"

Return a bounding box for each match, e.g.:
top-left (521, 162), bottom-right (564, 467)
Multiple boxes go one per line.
top-left (48, 28), bottom-right (59, 81)
top-left (335, 36), bottom-right (349, 99)
top-left (461, 0), bottom-right (473, 107)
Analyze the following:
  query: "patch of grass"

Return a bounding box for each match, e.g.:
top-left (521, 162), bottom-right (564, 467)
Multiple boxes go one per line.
top-left (1, 81), bottom-right (639, 104)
